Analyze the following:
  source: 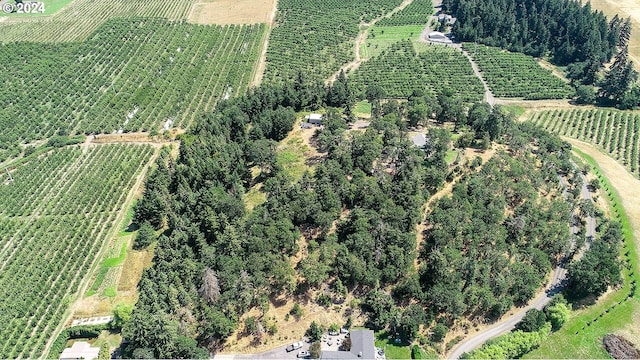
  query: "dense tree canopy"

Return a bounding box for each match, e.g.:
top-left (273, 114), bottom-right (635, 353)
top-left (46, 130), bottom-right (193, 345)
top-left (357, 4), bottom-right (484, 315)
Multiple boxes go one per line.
top-left (125, 72), bottom-right (582, 356)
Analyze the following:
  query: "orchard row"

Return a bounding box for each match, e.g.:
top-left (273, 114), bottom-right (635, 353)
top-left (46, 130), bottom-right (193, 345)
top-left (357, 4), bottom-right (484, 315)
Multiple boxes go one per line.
top-left (531, 109), bottom-right (640, 175)
top-left (0, 19), bottom-right (263, 162)
top-left (0, 144), bottom-right (153, 358)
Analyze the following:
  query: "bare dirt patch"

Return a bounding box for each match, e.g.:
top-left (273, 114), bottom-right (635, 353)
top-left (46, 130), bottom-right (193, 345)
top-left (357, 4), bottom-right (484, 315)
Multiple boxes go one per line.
top-left (222, 293), bottom-right (365, 353)
top-left (603, 333), bottom-right (640, 359)
top-left (188, 0), bottom-right (277, 25)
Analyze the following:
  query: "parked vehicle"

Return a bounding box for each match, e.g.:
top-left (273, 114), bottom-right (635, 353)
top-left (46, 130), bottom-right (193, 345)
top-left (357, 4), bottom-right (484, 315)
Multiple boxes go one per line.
top-left (297, 351), bottom-right (310, 358)
top-left (287, 342), bottom-right (303, 352)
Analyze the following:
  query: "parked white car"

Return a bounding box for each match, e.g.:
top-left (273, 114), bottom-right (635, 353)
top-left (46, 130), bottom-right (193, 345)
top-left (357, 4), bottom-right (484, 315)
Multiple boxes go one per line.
top-left (297, 350), bottom-right (310, 358)
top-left (286, 342), bottom-right (303, 352)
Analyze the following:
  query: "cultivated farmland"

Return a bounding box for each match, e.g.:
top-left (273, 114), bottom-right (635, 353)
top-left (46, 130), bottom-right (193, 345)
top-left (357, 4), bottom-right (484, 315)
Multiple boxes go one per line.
top-left (0, 144), bottom-right (154, 358)
top-left (531, 109), bottom-right (640, 175)
top-left (0, 18), bottom-right (264, 162)
top-left (376, 0), bottom-right (433, 26)
top-left (463, 43), bottom-right (573, 99)
top-left (263, 0), bottom-right (403, 81)
top-left (351, 40), bottom-right (484, 101)
top-left (0, 0), bottom-right (195, 42)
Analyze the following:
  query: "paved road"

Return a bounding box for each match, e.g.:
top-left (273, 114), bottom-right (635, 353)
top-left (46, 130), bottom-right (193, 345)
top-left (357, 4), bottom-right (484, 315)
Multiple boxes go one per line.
top-left (448, 174), bottom-right (595, 359)
top-left (213, 340), bottom-right (310, 360)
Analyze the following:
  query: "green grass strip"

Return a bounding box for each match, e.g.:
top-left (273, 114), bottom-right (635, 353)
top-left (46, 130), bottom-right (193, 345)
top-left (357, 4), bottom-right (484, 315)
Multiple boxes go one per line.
top-left (86, 242), bottom-right (128, 296)
top-left (524, 147), bottom-right (639, 358)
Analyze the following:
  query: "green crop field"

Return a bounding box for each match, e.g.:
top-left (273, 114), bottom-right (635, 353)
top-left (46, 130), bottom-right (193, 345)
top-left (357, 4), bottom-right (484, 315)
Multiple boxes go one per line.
top-left (0, 0), bottom-right (195, 42)
top-left (530, 108), bottom-right (640, 176)
top-left (0, 18), bottom-right (264, 162)
top-left (376, 0), bottom-right (433, 26)
top-left (0, 144), bottom-right (154, 358)
top-left (463, 43), bottom-right (573, 99)
top-left (264, 0), bottom-right (403, 81)
top-left (361, 25), bottom-right (425, 59)
top-left (351, 39), bottom-right (484, 102)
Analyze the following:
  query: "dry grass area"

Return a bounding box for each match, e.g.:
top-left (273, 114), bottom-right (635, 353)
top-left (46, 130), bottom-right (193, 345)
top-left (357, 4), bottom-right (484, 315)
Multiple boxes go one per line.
top-left (118, 246), bottom-right (155, 292)
top-left (589, 0), bottom-right (640, 70)
top-left (222, 293), bottom-right (365, 353)
top-left (188, 0), bottom-right (277, 25)
top-left (72, 242), bottom-right (154, 319)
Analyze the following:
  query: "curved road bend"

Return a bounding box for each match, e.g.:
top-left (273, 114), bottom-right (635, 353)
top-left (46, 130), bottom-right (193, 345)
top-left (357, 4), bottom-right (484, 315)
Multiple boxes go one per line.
top-left (448, 176), bottom-right (595, 359)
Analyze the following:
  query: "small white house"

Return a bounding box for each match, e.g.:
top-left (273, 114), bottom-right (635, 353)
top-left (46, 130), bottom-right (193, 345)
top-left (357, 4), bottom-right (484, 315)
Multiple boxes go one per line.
top-left (304, 113), bottom-right (323, 125)
top-left (60, 341), bottom-right (100, 360)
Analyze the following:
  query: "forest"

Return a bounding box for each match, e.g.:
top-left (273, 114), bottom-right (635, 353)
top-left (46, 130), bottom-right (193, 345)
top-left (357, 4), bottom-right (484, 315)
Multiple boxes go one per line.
top-left (442, 0), bottom-right (618, 67)
top-left (443, 0), bottom-right (640, 108)
top-left (120, 68), bottom-right (622, 357)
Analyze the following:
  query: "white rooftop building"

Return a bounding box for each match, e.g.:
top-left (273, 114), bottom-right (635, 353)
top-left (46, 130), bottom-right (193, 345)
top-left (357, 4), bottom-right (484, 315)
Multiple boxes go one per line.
top-left (304, 113), bottom-right (323, 125)
top-left (428, 31), bottom-right (452, 44)
top-left (60, 341), bottom-right (100, 360)
top-left (412, 133), bottom-right (427, 148)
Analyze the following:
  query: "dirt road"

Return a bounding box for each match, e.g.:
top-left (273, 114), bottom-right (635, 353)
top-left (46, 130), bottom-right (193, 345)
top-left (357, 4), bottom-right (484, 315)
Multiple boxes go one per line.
top-left (327, 0), bottom-right (415, 83)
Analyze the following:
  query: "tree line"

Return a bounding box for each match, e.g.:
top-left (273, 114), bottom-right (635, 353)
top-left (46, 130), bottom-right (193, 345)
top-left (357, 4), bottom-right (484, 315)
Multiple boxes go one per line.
top-left (443, 0), bottom-right (640, 108)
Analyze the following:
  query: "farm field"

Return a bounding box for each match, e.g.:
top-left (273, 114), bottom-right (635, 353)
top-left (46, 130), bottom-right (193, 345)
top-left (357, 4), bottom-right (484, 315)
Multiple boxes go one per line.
top-left (351, 39), bottom-right (484, 101)
top-left (530, 108), bottom-right (640, 176)
top-left (0, 144), bottom-right (154, 358)
top-left (188, 0), bottom-right (277, 25)
top-left (0, 18), bottom-right (264, 163)
top-left (263, 0), bottom-right (403, 81)
top-left (360, 25), bottom-right (425, 60)
top-left (375, 0), bottom-right (433, 26)
top-left (463, 43), bottom-right (573, 99)
top-left (0, 0), bottom-right (195, 42)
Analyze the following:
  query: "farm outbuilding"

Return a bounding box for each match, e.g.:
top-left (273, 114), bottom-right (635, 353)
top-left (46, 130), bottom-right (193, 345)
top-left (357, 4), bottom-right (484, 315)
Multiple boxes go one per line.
top-left (438, 13), bottom-right (456, 25)
top-left (428, 31), bottom-right (452, 43)
top-left (305, 113), bottom-right (323, 125)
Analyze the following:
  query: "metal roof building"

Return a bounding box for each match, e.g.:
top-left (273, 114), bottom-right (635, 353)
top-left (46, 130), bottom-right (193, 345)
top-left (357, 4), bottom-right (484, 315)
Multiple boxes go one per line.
top-left (60, 341), bottom-right (100, 360)
top-left (321, 329), bottom-right (376, 360)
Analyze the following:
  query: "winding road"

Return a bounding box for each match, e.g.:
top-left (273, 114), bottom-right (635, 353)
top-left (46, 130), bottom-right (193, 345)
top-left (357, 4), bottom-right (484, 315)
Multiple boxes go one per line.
top-left (447, 173), bottom-right (596, 359)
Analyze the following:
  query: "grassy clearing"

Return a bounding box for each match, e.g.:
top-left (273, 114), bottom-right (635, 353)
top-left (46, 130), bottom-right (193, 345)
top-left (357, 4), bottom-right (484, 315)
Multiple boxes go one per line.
top-left (524, 147), bottom-right (640, 358)
top-left (445, 149), bottom-right (459, 165)
top-left (501, 104), bottom-right (526, 118)
top-left (361, 25), bottom-right (425, 60)
top-left (86, 241), bottom-right (127, 297)
top-left (243, 185), bottom-right (267, 212)
top-left (118, 200), bottom-right (137, 236)
top-left (355, 100), bottom-right (372, 117)
top-left (277, 135), bottom-right (311, 182)
top-left (375, 331), bottom-right (412, 360)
